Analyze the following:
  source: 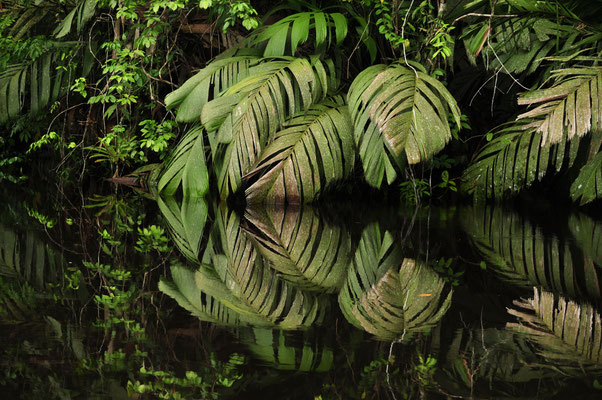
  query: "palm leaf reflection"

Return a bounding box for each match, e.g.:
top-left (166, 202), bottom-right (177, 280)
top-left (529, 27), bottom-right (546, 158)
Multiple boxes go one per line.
top-left (238, 327), bottom-right (333, 372)
top-left (161, 205), bottom-right (327, 330)
top-left (508, 287), bottom-right (602, 372)
top-left (462, 206), bottom-right (602, 300)
top-left (157, 195), bottom-right (208, 263)
top-left (338, 223), bottom-right (453, 341)
top-left (243, 203), bottom-right (351, 292)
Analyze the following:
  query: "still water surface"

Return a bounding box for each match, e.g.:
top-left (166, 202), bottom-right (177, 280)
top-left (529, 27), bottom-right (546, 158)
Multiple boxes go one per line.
top-left (1, 180), bottom-right (602, 399)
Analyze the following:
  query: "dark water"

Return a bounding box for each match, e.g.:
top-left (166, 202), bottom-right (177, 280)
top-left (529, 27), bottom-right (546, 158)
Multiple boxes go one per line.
top-left (2, 179), bottom-right (602, 399)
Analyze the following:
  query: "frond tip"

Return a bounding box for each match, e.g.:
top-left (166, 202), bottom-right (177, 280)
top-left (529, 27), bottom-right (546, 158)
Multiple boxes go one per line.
top-left (517, 67), bottom-right (602, 145)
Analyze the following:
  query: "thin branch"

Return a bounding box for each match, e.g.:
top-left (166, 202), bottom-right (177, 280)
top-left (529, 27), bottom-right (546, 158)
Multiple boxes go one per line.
top-left (451, 13), bottom-right (518, 26)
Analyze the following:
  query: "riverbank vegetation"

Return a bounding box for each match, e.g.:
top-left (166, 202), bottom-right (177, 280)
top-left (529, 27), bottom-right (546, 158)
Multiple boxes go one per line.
top-left (2, 1), bottom-right (602, 398)
top-left (1, 0), bottom-right (600, 206)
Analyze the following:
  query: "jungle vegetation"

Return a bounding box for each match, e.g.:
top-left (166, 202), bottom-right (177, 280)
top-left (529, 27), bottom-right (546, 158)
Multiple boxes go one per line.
top-left (2, 0), bottom-right (602, 399)
top-left (0, 0), bottom-right (601, 206)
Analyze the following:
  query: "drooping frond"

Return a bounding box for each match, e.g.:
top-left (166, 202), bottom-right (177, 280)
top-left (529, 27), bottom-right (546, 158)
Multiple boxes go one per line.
top-left (157, 195), bottom-right (208, 263)
top-left (54, 0), bottom-right (98, 38)
top-left (570, 151), bottom-right (602, 205)
top-left (244, 97), bottom-right (354, 204)
top-left (461, 121), bottom-right (580, 202)
top-left (239, 328), bottom-right (333, 371)
top-left (461, 206), bottom-right (601, 300)
top-left (0, 42), bottom-right (92, 122)
top-left (164, 51), bottom-right (260, 123)
top-left (508, 288), bottom-right (602, 371)
top-left (157, 126), bottom-right (209, 197)
top-left (347, 63), bottom-right (461, 188)
top-left (338, 223), bottom-right (452, 340)
top-left (202, 57), bottom-right (331, 198)
top-left (0, 224), bottom-right (62, 289)
top-left (462, 17), bottom-right (582, 75)
top-left (517, 67), bottom-right (602, 145)
top-left (243, 203), bottom-right (351, 292)
top-left (249, 12), bottom-right (348, 56)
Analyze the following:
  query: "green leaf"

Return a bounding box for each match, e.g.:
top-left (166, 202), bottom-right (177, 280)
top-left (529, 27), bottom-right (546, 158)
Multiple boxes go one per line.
top-left (164, 53), bottom-right (259, 123)
top-left (244, 97), bottom-right (354, 204)
top-left (348, 63), bottom-right (461, 188)
top-left (157, 126), bottom-right (209, 197)
top-left (202, 57), bottom-right (330, 199)
top-left (157, 195), bottom-right (208, 263)
top-left (570, 152), bottom-right (602, 205)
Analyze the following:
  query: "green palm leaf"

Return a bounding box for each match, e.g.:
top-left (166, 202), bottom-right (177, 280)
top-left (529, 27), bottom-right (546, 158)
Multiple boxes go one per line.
top-left (157, 195), bottom-right (208, 263)
top-left (461, 121), bottom-right (580, 201)
top-left (347, 63), bottom-right (461, 188)
top-left (508, 288), bottom-right (602, 371)
top-left (0, 42), bottom-right (91, 122)
top-left (54, 0), bottom-right (98, 38)
top-left (249, 12), bottom-right (348, 56)
top-left (243, 203), bottom-right (351, 292)
top-left (244, 97), bottom-right (354, 204)
top-left (164, 51), bottom-right (260, 123)
top-left (338, 223), bottom-right (452, 340)
top-left (157, 126), bottom-right (209, 197)
top-left (461, 206), bottom-right (601, 300)
top-left (517, 67), bottom-right (602, 145)
top-left (0, 224), bottom-right (62, 290)
top-left (202, 57), bottom-right (331, 198)
top-left (570, 151), bottom-right (602, 205)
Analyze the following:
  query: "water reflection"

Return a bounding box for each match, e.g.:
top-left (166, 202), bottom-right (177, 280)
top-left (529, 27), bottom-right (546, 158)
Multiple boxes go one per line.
top-left (3, 184), bottom-right (602, 398)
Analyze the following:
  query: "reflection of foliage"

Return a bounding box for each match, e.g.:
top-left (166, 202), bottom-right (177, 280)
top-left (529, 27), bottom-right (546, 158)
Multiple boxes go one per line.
top-left (157, 195), bottom-right (208, 263)
top-left (339, 223), bottom-right (452, 341)
top-left (243, 203), bottom-right (351, 292)
top-left (462, 206), bottom-right (602, 300)
top-left (508, 287), bottom-right (602, 372)
top-left (239, 328), bottom-right (333, 372)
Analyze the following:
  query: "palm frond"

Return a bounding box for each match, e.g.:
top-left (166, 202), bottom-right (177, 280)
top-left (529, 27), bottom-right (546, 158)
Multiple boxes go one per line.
top-left (249, 12), bottom-right (348, 56)
top-left (202, 57), bottom-right (331, 198)
top-left (0, 224), bottom-right (62, 289)
top-left (0, 42), bottom-right (91, 122)
top-left (54, 0), bottom-right (98, 38)
top-left (517, 67), bottom-right (602, 145)
top-left (242, 203), bottom-right (351, 292)
top-left (338, 223), bottom-right (452, 340)
top-left (570, 151), bottom-right (602, 205)
top-left (347, 63), bottom-right (461, 188)
top-left (244, 97), bottom-right (354, 204)
top-left (461, 206), bottom-right (601, 300)
top-left (157, 195), bottom-right (208, 263)
top-left (156, 126), bottom-right (209, 197)
top-left (507, 288), bottom-right (602, 371)
top-left (164, 52), bottom-right (260, 123)
top-left (461, 120), bottom-right (580, 201)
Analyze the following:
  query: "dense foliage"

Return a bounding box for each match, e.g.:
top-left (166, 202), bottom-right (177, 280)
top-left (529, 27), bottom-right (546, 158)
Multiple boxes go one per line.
top-left (1, 1), bottom-right (602, 398)
top-left (0, 0), bottom-right (600, 205)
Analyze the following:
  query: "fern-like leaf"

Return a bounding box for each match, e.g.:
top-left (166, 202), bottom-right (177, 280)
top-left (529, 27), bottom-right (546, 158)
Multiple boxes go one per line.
top-left (347, 63), bottom-right (461, 188)
top-left (244, 97), bottom-right (354, 204)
